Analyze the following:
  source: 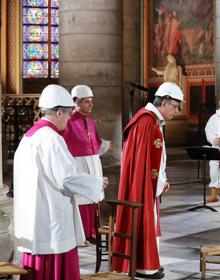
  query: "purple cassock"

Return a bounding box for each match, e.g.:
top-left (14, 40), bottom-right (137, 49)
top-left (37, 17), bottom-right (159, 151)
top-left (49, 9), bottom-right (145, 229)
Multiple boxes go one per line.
top-left (62, 110), bottom-right (104, 241)
top-left (62, 110), bottom-right (102, 157)
top-left (21, 248), bottom-right (80, 280)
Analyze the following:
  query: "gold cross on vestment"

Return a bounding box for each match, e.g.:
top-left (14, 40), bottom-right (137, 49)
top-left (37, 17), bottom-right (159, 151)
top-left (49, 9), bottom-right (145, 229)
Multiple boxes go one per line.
top-left (84, 117), bottom-right (92, 140)
top-left (86, 130), bottom-right (92, 140)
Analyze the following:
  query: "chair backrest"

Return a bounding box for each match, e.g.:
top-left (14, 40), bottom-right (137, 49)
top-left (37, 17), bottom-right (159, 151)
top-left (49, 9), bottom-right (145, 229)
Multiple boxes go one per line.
top-left (105, 199), bottom-right (142, 280)
top-left (94, 202), bottom-right (109, 230)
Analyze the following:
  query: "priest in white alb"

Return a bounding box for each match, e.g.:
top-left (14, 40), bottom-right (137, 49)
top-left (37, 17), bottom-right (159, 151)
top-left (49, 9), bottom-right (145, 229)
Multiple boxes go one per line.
top-left (14, 84), bottom-right (108, 280)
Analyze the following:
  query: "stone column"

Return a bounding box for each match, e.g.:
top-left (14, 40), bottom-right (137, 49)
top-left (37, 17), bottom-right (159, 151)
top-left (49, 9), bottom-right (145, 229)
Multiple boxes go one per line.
top-left (216, 0), bottom-right (220, 101)
top-left (59, 0), bottom-right (122, 160)
top-left (122, 0), bottom-right (142, 127)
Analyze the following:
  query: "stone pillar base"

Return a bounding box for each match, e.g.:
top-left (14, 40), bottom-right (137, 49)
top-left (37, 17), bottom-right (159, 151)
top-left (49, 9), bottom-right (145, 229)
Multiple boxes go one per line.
top-left (0, 184), bottom-right (9, 201)
top-left (0, 210), bottom-right (13, 261)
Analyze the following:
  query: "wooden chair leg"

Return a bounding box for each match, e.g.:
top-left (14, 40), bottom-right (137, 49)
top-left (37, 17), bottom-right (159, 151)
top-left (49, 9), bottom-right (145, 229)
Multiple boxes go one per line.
top-left (200, 248), bottom-right (202, 272)
top-left (201, 252), bottom-right (206, 280)
top-left (197, 160), bottom-right (200, 179)
top-left (19, 269), bottom-right (33, 280)
top-left (95, 238), bottom-right (102, 273)
top-left (106, 234), bottom-right (109, 251)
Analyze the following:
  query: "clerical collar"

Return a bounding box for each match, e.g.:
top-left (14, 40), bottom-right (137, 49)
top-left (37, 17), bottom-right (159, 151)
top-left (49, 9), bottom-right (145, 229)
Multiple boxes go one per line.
top-left (73, 110), bottom-right (92, 140)
top-left (145, 103), bottom-right (166, 126)
top-left (74, 110), bottom-right (88, 120)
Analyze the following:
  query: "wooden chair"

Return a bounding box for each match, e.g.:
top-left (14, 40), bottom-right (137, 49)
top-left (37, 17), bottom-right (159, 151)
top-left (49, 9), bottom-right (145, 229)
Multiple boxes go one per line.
top-left (200, 245), bottom-right (220, 279)
top-left (94, 203), bottom-right (109, 273)
top-left (81, 199), bottom-right (143, 280)
top-left (0, 262), bottom-right (30, 280)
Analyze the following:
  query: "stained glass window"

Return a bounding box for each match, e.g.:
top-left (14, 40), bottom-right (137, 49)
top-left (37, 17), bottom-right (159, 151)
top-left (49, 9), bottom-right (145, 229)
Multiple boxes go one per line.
top-left (23, 26), bottom-right (48, 42)
top-left (22, 0), bottom-right (59, 79)
top-left (23, 61), bottom-right (48, 78)
top-left (23, 0), bottom-right (48, 7)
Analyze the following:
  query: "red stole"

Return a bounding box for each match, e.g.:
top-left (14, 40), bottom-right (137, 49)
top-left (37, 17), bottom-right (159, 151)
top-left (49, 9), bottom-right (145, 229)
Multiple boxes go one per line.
top-left (26, 119), bottom-right (59, 137)
top-left (113, 108), bottom-right (163, 272)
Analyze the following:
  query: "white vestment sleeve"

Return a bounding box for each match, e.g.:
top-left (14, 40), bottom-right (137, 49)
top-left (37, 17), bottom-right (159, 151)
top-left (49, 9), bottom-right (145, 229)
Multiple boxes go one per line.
top-left (156, 142), bottom-right (167, 197)
top-left (99, 139), bottom-right (111, 156)
top-left (38, 136), bottom-right (103, 203)
top-left (205, 115), bottom-right (218, 145)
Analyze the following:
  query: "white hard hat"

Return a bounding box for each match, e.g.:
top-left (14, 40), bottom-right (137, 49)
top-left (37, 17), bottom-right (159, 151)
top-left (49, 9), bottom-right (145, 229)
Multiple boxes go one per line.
top-left (71, 85), bottom-right (93, 99)
top-left (39, 84), bottom-right (74, 108)
top-left (155, 82), bottom-right (184, 102)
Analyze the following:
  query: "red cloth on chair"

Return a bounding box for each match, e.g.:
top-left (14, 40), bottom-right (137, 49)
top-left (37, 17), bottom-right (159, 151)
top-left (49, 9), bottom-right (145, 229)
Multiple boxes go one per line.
top-left (21, 247), bottom-right (80, 280)
top-left (79, 204), bottom-right (96, 239)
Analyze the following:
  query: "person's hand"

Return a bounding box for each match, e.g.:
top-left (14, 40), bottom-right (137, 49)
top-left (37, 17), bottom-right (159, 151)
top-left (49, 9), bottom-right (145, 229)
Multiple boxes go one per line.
top-left (163, 181), bottom-right (170, 193)
top-left (103, 177), bottom-right (109, 189)
top-left (109, 142), bottom-right (114, 150)
top-left (213, 137), bottom-right (220, 147)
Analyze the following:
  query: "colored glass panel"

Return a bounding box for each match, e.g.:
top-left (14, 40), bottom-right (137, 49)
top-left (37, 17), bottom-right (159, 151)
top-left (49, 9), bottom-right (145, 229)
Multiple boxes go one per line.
top-left (23, 0), bottom-right (48, 7)
top-left (23, 8), bottom-right (48, 25)
top-left (23, 61), bottom-right (48, 78)
top-left (51, 0), bottom-right (59, 8)
top-left (51, 8), bottom-right (59, 25)
top-left (51, 44), bottom-right (59, 59)
top-left (51, 61), bottom-right (59, 78)
top-left (22, 0), bottom-right (59, 79)
top-left (51, 26), bottom-right (59, 42)
top-left (23, 43), bottom-right (48, 59)
top-left (23, 26), bottom-right (48, 42)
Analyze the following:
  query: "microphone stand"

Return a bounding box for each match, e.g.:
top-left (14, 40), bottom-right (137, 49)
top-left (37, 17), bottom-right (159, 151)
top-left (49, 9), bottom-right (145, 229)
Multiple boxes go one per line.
top-left (128, 85), bottom-right (135, 120)
top-left (126, 81), bottom-right (149, 120)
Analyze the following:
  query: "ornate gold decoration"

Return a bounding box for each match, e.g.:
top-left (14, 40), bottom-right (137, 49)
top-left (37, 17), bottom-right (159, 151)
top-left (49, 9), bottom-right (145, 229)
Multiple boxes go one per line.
top-left (185, 64), bottom-right (215, 77)
top-left (154, 138), bottom-right (162, 148)
top-left (151, 169), bottom-right (159, 179)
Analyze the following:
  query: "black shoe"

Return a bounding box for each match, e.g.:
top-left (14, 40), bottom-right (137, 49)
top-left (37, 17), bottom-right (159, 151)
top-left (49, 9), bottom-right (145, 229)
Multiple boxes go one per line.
top-left (135, 270), bottom-right (165, 279)
top-left (159, 266), bottom-right (164, 272)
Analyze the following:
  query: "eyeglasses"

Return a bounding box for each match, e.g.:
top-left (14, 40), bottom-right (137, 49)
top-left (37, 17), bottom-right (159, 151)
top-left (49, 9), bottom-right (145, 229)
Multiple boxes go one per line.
top-left (168, 101), bottom-right (180, 111)
top-left (60, 108), bottom-right (73, 117)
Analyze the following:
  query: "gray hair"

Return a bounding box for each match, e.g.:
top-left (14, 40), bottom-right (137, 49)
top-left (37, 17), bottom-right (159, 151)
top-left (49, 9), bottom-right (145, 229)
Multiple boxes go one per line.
top-left (153, 96), bottom-right (164, 107)
top-left (153, 95), bottom-right (180, 107)
top-left (40, 106), bottom-right (68, 117)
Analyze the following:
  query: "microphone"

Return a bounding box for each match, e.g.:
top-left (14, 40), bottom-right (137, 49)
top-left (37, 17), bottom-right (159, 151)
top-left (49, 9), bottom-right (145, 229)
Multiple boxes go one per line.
top-left (125, 81), bottom-right (149, 92)
top-left (136, 84), bottom-right (149, 92)
top-left (125, 81), bottom-right (137, 87)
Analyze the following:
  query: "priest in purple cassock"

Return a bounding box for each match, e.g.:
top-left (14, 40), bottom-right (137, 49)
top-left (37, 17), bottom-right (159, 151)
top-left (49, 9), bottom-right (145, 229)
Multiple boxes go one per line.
top-left (62, 85), bottom-right (111, 244)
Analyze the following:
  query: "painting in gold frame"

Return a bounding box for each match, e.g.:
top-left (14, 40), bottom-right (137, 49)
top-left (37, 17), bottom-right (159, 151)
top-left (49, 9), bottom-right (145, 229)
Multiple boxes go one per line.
top-left (152, 0), bottom-right (214, 68)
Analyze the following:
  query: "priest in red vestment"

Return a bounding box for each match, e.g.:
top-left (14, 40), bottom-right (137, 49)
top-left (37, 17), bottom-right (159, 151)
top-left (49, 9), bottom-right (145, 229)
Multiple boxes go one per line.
top-left (113, 82), bottom-right (184, 279)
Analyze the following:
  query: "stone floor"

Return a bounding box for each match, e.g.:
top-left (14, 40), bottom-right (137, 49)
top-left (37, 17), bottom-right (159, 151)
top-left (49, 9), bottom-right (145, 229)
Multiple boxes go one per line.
top-left (0, 148), bottom-right (220, 279)
top-left (79, 148), bottom-right (220, 280)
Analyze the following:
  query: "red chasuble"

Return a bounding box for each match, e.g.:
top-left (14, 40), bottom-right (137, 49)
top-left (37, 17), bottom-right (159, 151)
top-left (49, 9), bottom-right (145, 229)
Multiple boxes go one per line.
top-left (113, 108), bottom-right (163, 272)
